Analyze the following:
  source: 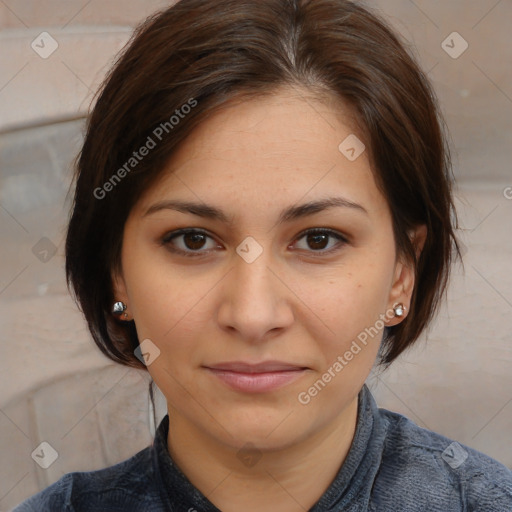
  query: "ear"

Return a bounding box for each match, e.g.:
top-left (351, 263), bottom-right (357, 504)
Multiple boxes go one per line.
top-left (112, 270), bottom-right (131, 320)
top-left (386, 224), bottom-right (427, 326)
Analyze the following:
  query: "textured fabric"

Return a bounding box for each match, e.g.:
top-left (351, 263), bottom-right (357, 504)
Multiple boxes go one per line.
top-left (13, 384), bottom-right (512, 511)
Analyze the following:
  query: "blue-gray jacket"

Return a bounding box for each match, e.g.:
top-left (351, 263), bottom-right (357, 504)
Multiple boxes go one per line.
top-left (13, 384), bottom-right (512, 511)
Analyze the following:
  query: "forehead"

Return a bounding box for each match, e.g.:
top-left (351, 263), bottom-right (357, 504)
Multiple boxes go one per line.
top-left (133, 88), bottom-right (389, 220)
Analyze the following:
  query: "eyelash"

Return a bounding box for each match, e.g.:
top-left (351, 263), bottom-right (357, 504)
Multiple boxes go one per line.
top-left (161, 228), bottom-right (348, 258)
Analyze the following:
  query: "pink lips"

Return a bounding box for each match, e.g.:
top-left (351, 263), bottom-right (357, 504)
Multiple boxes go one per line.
top-left (204, 361), bottom-right (308, 393)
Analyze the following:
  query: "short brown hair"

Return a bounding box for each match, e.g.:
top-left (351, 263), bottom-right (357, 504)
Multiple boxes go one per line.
top-left (65, 0), bottom-right (462, 371)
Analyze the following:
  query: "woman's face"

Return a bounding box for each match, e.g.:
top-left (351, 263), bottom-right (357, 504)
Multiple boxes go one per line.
top-left (114, 88), bottom-right (417, 451)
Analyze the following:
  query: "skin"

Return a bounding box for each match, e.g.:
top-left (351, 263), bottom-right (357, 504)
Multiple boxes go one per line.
top-left (113, 86), bottom-right (426, 512)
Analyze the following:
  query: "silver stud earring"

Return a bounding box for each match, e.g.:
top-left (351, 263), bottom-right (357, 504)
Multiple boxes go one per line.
top-left (393, 303), bottom-right (406, 317)
top-left (112, 301), bottom-right (127, 315)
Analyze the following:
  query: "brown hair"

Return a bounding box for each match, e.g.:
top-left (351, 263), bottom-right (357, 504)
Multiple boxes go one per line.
top-left (65, 0), bottom-right (462, 371)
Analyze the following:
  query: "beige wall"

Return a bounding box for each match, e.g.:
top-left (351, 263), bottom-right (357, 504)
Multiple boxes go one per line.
top-left (1, 1), bottom-right (511, 509)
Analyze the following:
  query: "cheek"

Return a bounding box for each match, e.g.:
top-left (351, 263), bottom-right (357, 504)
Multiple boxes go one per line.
top-left (301, 259), bottom-right (393, 338)
top-left (129, 269), bottom-right (207, 342)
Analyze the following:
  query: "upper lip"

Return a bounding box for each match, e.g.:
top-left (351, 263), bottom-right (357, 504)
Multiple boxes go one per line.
top-left (205, 361), bottom-right (307, 373)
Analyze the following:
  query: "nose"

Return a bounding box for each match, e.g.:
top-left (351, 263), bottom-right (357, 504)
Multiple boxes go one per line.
top-left (216, 243), bottom-right (294, 343)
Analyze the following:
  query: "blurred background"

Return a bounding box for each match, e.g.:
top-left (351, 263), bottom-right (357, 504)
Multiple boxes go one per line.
top-left (0, 0), bottom-right (511, 509)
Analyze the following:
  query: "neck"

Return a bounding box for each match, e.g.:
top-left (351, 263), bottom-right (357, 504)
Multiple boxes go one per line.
top-left (166, 395), bottom-right (359, 512)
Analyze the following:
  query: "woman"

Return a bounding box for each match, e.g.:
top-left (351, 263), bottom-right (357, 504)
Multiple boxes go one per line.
top-left (14, 0), bottom-right (512, 510)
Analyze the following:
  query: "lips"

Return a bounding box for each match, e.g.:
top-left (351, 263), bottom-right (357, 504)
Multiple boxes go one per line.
top-left (203, 361), bottom-right (308, 393)
top-left (205, 361), bottom-right (307, 373)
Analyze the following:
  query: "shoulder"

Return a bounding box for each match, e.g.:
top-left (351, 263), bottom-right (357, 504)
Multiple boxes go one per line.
top-left (12, 446), bottom-right (164, 512)
top-left (375, 406), bottom-right (512, 511)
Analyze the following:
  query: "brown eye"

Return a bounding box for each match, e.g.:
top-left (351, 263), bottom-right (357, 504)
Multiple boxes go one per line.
top-left (306, 233), bottom-right (329, 250)
top-left (182, 232), bottom-right (207, 250)
top-left (294, 229), bottom-right (347, 254)
top-left (162, 229), bottom-right (219, 257)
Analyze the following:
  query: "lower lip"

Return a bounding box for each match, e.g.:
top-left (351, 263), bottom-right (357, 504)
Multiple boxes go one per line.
top-left (205, 368), bottom-right (307, 393)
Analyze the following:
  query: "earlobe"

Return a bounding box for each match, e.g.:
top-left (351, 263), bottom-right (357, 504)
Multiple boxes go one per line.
top-left (112, 301), bottom-right (128, 318)
top-left (386, 260), bottom-right (414, 326)
top-left (111, 272), bottom-right (131, 320)
top-left (392, 303), bottom-right (406, 317)
top-left (386, 224), bottom-right (427, 326)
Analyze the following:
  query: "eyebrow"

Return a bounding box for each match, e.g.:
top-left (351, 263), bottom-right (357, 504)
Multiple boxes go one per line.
top-left (143, 196), bottom-right (368, 225)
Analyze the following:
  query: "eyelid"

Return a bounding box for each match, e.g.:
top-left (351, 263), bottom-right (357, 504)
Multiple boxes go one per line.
top-left (161, 227), bottom-right (348, 258)
top-left (291, 228), bottom-right (348, 256)
top-left (161, 228), bottom-right (221, 257)
top-left (294, 227), bottom-right (349, 244)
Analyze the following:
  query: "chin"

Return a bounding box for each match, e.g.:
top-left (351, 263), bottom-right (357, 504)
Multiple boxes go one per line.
top-left (220, 412), bottom-right (310, 449)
